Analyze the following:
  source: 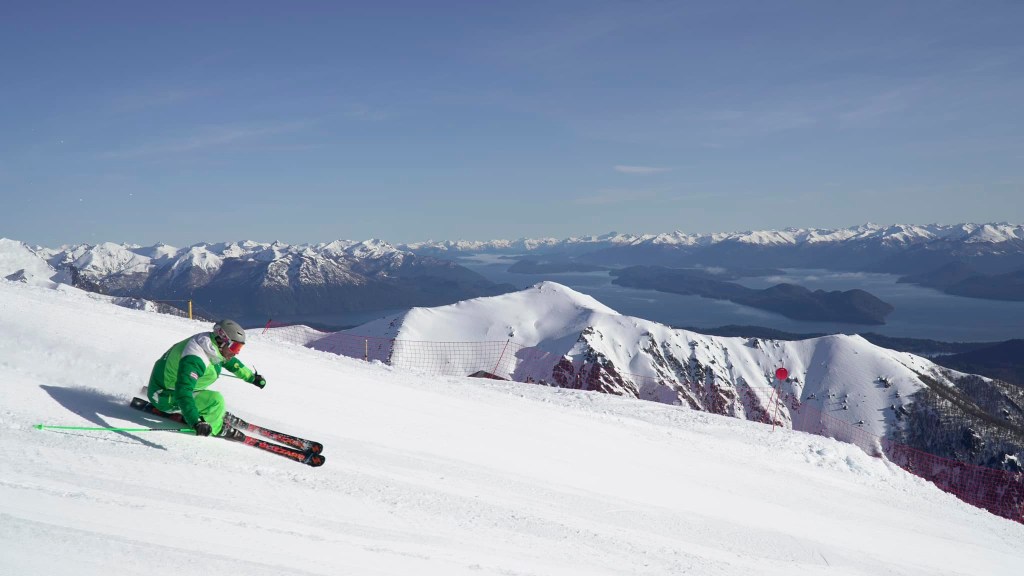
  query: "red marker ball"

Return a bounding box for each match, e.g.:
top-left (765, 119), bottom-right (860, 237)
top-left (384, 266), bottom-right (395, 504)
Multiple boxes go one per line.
top-left (775, 367), bottom-right (789, 380)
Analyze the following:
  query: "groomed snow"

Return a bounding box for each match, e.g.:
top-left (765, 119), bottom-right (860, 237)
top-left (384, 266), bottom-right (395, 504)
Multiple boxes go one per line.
top-left (1, 280), bottom-right (1022, 575)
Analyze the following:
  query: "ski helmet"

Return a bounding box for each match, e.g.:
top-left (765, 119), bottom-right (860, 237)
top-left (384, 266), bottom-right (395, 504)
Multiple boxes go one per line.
top-left (213, 319), bottom-right (246, 354)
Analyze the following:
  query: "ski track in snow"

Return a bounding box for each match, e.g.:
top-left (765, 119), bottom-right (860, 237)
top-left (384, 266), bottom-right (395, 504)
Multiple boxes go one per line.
top-left (1, 280), bottom-right (1023, 575)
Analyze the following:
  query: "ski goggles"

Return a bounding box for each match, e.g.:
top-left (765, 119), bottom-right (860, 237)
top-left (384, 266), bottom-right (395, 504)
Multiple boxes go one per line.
top-left (216, 329), bottom-right (245, 354)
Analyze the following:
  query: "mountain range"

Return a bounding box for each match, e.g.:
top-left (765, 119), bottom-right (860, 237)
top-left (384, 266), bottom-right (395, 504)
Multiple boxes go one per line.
top-left (403, 223), bottom-right (1024, 296)
top-left (0, 238), bottom-right (514, 324)
top-left (404, 222), bottom-right (1024, 263)
top-left (2, 221), bottom-right (1022, 328)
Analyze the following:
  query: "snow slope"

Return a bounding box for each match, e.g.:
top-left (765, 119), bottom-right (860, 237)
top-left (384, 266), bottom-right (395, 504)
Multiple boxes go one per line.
top-left (0, 238), bottom-right (57, 285)
top-left (1, 279), bottom-right (1022, 575)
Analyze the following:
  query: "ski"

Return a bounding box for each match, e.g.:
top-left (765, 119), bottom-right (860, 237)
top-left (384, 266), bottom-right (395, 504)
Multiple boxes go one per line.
top-left (130, 397), bottom-right (322, 453)
top-left (129, 397), bottom-right (325, 467)
top-left (222, 427), bottom-right (326, 467)
top-left (224, 412), bottom-right (323, 455)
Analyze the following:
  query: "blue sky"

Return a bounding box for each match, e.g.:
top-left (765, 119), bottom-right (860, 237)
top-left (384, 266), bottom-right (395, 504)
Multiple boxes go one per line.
top-left (2, 1), bottom-right (1022, 247)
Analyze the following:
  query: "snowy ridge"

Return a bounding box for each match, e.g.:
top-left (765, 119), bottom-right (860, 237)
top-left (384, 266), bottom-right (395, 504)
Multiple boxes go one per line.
top-left (37, 237), bottom-right (501, 322)
top-left (5, 223), bottom-right (1020, 285)
top-left (964, 223), bottom-right (1024, 244)
top-left (0, 237), bottom-right (455, 321)
top-left (4, 238), bottom-right (415, 286)
top-left (338, 282), bottom-right (970, 443)
top-left (170, 246), bottom-right (223, 276)
top-left (70, 242), bottom-right (152, 276)
top-left (348, 282), bottom-right (618, 343)
top-left (2, 277), bottom-right (1023, 575)
top-left (5, 223), bottom-right (1020, 309)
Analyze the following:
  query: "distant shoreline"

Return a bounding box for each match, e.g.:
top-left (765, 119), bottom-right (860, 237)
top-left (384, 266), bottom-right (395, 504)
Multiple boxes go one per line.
top-left (610, 265), bottom-right (895, 325)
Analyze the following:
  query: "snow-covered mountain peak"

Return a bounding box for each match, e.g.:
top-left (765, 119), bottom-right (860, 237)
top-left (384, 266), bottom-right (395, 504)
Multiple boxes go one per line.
top-left (214, 241), bottom-right (253, 259)
top-left (132, 242), bottom-right (179, 261)
top-left (580, 231), bottom-right (639, 244)
top-left (649, 231), bottom-right (698, 245)
top-left (345, 281), bottom-right (620, 344)
top-left (251, 243), bottom-right (289, 262)
top-left (72, 242), bottom-right (151, 276)
top-left (524, 281), bottom-right (619, 313)
top-left (331, 282), bottom-right (993, 446)
top-left (318, 239), bottom-right (358, 255)
top-left (346, 238), bottom-right (398, 260)
top-left (171, 246), bottom-right (223, 274)
top-left (965, 223), bottom-right (1022, 243)
top-left (733, 229), bottom-right (799, 245)
top-left (804, 227), bottom-right (861, 243)
top-left (875, 224), bottom-right (938, 245)
top-left (516, 237), bottom-right (558, 250)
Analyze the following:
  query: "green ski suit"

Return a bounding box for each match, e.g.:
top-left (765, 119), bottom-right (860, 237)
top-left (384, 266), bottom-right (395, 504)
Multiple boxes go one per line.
top-left (147, 332), bottom-right (256, 435)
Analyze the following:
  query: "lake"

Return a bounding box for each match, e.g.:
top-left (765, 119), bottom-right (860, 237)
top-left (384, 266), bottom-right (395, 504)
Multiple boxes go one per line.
top-left (459, 257), bottom-right (1024, 343)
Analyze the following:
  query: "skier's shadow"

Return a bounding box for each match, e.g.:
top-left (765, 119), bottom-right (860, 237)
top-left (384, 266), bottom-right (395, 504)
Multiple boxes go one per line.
top-left (39, 385), bottom-right (169, 450)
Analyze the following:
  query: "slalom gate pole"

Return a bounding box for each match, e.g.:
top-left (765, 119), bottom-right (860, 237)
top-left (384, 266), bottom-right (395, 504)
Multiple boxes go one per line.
top-left (34, 424), bottom-right (196, 434)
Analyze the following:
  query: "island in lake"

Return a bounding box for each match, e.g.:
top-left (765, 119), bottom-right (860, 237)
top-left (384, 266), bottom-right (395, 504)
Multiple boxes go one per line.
top-left (899, 262), bottom-right (1024, 302)
top-left (611, 266), bottom-right (895, 325)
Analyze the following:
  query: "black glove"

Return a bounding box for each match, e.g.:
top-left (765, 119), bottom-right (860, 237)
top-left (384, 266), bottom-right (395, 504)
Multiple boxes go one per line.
top-left (193, 418), bottom-right (213, 437)
top-left (252, 372), bottom-right (267, 389)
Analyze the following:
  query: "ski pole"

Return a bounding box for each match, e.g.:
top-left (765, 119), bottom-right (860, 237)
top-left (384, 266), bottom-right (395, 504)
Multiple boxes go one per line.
top-left (34, 424), bottom-right (196, 434)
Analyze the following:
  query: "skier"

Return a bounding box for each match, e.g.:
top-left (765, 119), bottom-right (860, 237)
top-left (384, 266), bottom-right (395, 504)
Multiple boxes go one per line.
top-left (147, 319), bottom-right (267, 437)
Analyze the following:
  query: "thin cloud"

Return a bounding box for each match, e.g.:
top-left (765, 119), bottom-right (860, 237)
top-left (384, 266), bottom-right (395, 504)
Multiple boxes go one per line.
top-left (100, 121), bottom-right (312, 159)
top-left (614, 165), bottom-right (673, 175)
